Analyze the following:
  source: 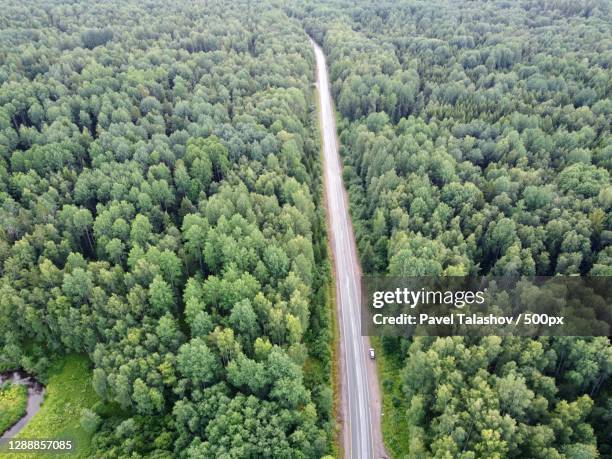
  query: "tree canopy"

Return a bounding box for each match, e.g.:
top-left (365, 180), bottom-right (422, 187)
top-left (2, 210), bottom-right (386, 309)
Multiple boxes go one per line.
top-left (295, 0), bottom-right (612, 456)
top-left (0, 0), bottom-right (333, 456)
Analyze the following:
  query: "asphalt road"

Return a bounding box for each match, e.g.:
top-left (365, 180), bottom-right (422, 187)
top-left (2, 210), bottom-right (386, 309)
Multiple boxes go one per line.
top-left (312, 40), bottom-right (386, 459)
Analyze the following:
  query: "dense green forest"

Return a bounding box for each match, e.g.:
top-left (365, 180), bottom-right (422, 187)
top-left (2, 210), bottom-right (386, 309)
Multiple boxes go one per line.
top-left (296, 0), bottom-right (612, 457)
top-left (1, 0), bottom-right (611, 457)
top-left (0, 1), bottom-right (334, 457)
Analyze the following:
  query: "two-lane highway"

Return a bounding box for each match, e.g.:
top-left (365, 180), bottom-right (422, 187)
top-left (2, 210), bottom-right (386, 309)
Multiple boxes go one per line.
top-left (312, 39), bottom-right (386, 459)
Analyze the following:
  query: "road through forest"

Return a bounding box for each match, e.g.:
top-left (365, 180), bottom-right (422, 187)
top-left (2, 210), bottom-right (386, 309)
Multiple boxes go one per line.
top-left (312, 40), bottom-right (386, 459)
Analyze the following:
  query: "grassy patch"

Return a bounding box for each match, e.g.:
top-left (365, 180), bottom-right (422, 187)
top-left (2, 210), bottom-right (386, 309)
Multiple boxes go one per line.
top-left (0, 383), bottom-right (28, 435)
top-left (327, 268), bottom-right (342, 459)
top-left (371, 337), bottom-right (411, 458)
top-left (4, 355), bottom-right (101, 459)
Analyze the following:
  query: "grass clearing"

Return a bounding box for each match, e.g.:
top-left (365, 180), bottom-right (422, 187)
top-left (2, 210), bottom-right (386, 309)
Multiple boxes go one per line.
top-left (3, 355), bottom-right (100, 459)
top-left (328, 269), bottom-right (342, 459)
top-left (0, 383), bottom-right (28, 435)
top-left (371, 337), bottom-right (411, 458)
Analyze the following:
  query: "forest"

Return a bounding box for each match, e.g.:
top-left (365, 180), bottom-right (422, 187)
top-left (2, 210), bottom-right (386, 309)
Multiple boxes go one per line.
top-left (297, 0), bottom-right (612, 457)
top-left (0, 0), bottom-right (334, 457)
top-left (0, 0), bottom-right (611, 458)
